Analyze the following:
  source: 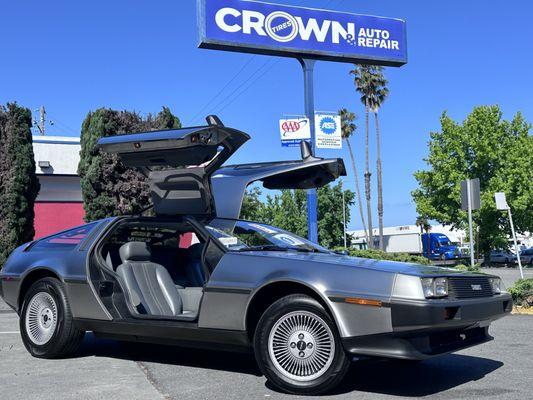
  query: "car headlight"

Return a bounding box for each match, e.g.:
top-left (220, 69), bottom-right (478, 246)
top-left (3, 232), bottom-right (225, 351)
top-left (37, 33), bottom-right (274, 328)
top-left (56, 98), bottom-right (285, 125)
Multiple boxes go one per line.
top-left (489, 277), bottom-right (502, 294)
top-left (421, 277), bottom-right (448, 298)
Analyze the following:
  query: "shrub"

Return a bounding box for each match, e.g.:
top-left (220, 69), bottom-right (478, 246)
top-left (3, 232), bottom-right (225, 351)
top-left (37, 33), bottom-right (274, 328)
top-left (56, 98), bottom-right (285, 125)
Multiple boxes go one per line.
top-left (0, 103), bottom-right (40, 268)
top-left (78, 107), bottom-right (181, 221)
top-left (334, 248), bottom-right (431, 265)
top-left (508, 278), bottom-right (533, 307)
top-left (453, 263), bottom-right (481, 272)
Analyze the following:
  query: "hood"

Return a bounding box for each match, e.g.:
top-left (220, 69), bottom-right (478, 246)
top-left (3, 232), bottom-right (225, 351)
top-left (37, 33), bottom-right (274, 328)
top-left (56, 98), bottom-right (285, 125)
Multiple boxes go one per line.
top-left (241, 251), bottom-right (482, 277)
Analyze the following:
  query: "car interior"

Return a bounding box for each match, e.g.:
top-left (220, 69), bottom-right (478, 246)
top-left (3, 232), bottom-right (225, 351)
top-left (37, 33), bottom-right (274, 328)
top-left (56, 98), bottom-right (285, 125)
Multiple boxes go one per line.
top-left (99, 220), bottom-right (207, 320)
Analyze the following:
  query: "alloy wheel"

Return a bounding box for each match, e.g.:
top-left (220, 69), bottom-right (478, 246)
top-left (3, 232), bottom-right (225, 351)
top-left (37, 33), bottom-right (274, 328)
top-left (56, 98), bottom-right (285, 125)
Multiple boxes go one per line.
top-left (268, 311), bottom-right (335, 382)
top-left (25, 292), bottom-right (58, 345)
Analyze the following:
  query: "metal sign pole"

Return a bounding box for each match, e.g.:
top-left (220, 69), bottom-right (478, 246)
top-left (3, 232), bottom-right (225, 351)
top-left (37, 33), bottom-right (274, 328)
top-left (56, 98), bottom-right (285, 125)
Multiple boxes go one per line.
top-left (467, 179), bottom-right (475, 268)
top-left (508, 208), bottom-right (524, 279)
top-left (299, 58), bottom-right (318, 243)
top-left (342, 189), bottom-right (347, 248)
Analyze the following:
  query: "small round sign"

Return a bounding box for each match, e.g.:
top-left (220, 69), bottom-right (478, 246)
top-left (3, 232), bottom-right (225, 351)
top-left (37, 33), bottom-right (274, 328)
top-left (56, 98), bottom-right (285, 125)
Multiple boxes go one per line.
top-left (319, 116), bottom-right (337, 135)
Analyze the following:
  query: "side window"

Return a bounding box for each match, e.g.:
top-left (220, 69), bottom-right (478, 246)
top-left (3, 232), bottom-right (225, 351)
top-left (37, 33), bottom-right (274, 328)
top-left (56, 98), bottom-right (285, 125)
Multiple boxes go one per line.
top-left (31, 223), bottom-right (97, 251)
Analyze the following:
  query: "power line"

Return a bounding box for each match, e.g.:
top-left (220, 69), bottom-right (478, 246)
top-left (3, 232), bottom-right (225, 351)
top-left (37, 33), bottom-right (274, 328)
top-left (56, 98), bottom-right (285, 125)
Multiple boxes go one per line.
top-left (216, 59), bottom-right (281, 113)
top-left (46, 112), bottom-right (77, 134)
top-left (189, 55), bottom-right (256, 124)
top-left (193, 58), bottom-right (276, 122)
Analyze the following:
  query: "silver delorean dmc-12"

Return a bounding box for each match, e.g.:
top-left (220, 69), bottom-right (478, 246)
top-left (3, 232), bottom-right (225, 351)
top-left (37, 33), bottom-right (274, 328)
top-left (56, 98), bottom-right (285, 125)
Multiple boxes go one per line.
top-left (0, 117), bottom-right (512, 394)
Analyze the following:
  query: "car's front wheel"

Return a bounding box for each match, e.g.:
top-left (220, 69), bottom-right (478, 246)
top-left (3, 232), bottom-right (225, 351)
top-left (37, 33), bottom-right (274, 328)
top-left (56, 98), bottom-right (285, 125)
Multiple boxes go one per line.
top-left (20, 277), bottom-right (85, 358)
top-left (254, 294), bottom-right (350, 395)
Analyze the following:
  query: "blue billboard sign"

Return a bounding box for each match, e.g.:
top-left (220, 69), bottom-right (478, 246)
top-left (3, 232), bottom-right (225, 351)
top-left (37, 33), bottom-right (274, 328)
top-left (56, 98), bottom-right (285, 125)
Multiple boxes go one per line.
top-left (198, 0), bottom-right (407, 66)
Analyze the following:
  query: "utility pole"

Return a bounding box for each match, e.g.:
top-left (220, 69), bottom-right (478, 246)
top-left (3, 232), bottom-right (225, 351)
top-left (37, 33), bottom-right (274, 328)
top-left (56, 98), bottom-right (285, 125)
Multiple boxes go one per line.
top-left (34, 106), bottom-right (53, 135)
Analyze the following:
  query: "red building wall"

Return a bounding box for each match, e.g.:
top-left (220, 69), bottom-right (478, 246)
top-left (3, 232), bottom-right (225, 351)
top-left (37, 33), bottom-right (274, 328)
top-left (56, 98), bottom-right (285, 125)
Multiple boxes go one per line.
top-left (34, 202), bottom-right (85, 239)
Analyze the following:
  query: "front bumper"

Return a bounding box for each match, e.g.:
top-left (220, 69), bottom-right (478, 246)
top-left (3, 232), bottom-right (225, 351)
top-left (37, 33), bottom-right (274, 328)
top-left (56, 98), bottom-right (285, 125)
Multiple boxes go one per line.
top-left (342, 293), bottom-right (512, 360)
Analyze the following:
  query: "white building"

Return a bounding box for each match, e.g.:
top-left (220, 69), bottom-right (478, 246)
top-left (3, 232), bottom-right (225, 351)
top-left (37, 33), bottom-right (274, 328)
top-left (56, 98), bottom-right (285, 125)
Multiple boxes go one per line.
top-left (32, 136), bottom-right (84, 238)
top-left (348, 224), bottom-right (532, 252)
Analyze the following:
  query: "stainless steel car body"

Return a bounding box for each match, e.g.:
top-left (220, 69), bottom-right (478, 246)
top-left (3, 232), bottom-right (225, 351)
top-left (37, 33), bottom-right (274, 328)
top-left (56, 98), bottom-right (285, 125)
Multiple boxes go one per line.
top-left (0, 120), bottom-right (512, 360)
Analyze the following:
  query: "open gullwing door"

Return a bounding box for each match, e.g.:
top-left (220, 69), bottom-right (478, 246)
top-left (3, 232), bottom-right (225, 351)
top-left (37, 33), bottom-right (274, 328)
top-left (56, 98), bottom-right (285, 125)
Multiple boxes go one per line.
top-left (96, 116), bottom-right (250, 217)
top-left (211, 141), bottom-right (347, 219)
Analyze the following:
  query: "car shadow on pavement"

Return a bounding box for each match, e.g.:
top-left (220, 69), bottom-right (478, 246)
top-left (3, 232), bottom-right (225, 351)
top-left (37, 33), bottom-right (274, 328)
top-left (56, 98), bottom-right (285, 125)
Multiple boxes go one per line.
top-left (327, 355), bottom-right (504, 397)
top-left (75, 333), bottom-right (262, 376)
top-left (75, 334), bottom-right (503, 397)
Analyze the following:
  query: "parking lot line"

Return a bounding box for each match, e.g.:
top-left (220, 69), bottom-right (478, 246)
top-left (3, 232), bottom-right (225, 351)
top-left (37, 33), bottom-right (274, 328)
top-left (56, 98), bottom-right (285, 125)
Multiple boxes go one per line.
top-left (0, 331), bottom-right (20, 334)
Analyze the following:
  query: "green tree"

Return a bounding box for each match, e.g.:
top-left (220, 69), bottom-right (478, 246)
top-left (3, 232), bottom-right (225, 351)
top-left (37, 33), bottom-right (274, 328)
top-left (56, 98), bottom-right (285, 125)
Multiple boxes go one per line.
top-left (78, 107), bottom-right (181, 221)
top-left (246, 183), bottom-right (355, 249)
top-left (0, 103), bottom-right (40, 267)
top-left (349, 65), bottom-right (389, 250)
top-left (264, 189), bottom-right (308, 239)
top-left (412, 106), bottom-right (532, 262)
top-left (240, 186), bottom-right (265, 221)
top-left (339, 108), bottom-right (367, 244)
top-left (317, 182), bottom-right (355, 248)
top-left (415, 215), bottom-right (431, 258)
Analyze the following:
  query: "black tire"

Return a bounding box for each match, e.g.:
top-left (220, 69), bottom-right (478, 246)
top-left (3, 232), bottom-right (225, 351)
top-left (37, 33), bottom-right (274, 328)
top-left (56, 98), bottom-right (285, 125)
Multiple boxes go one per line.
top-left (20, 277), bottom-right (85, 358)
top-left (254, 294), bottom-right (350, 395)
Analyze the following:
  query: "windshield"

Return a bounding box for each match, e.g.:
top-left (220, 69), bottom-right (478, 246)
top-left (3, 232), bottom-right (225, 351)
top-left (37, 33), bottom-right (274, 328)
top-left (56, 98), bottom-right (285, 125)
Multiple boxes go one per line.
top-left (206, 219), bottom-right (330, 253)
top-left (437, 237), bottom-right (452, 246)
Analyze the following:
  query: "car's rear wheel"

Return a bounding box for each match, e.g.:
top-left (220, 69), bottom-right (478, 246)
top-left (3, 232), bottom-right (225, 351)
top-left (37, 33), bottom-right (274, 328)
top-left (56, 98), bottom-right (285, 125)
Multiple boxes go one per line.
top-left (254, 294), bottom-right (350, 395)
top-left (20, 277), bottom-right (85, 358)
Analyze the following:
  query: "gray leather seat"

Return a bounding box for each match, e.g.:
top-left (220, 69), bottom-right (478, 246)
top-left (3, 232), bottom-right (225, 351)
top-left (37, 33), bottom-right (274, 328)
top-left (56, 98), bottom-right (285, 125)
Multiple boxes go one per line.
top-left (116, 242), bottom-right (183, 317)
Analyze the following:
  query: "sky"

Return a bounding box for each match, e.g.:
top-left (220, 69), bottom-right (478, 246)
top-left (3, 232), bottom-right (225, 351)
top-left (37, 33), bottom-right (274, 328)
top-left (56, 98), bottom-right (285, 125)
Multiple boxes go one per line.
top-left (1, 0), bottom-right (532, 230)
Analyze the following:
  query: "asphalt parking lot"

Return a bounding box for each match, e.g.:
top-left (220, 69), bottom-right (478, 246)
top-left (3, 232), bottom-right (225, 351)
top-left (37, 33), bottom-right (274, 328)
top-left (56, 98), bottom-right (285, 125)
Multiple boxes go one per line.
top-left (1, 267), bottom-right (531, 400)
top-left (482, 267), bottom-right (533, 288)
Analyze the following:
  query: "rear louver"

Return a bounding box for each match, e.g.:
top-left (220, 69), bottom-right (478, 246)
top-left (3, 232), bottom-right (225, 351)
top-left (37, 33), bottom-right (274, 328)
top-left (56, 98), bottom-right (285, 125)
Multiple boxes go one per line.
top-left (448, 277), bottom-right (493, 299)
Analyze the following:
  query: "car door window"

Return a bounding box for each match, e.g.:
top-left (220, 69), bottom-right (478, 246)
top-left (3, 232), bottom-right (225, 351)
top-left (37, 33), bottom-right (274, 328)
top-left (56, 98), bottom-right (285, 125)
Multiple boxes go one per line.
top-left (30, 223), bottom-right (98, 251)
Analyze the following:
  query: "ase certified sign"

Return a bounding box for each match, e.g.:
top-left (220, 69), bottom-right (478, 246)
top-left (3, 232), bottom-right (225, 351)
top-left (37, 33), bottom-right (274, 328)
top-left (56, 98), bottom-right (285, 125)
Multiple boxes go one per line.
top-left (198, 0), bottom-right (407, 66)
top-left (315, 114), bottom-right (342, 149)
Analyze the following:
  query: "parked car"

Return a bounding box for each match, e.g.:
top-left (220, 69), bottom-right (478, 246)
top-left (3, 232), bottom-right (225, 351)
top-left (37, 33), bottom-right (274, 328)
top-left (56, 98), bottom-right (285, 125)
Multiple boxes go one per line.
top-left (490, 250), bottom-right (517, 265)
top-left (519, 247), bottom-right (533, 266)
top-left (0, 120), bottom-right (512, 395)
top-left (457, 245), bottom-right (471, 258)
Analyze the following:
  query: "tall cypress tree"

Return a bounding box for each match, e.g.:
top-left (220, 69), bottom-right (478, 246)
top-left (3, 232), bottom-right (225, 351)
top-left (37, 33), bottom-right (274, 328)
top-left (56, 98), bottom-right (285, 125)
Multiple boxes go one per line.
top-left (0, 103), bottom-right (40, 267)
top-left (78, 107), bottom-right (181, 221)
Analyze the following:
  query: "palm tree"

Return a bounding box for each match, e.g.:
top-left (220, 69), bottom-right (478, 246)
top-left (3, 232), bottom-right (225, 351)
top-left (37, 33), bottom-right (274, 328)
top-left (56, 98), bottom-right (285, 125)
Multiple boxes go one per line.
top-left (339, 108), bottom-right (367, 244)
top-left (350, 65), bottom-right (389, 250)
top-left (350, 65), bottom-right (374, 248)
top-left (415, 216), bottom-right (431, 259)
top-left (369, 67), bottom-right (389, 251)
